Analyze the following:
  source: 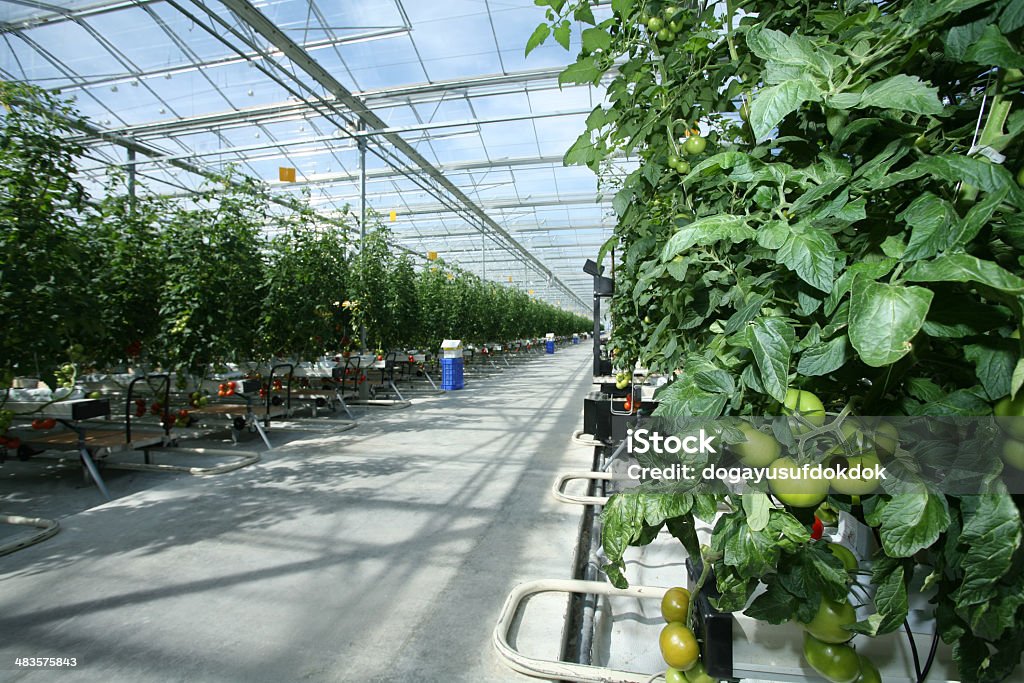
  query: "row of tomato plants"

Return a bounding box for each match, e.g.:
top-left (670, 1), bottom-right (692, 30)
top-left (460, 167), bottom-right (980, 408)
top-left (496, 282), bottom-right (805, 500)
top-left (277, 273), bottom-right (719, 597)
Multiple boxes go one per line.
top-left (531, 0), bottom-right (1023, 681)
top-left (0, 82), bottom-right (588, 391)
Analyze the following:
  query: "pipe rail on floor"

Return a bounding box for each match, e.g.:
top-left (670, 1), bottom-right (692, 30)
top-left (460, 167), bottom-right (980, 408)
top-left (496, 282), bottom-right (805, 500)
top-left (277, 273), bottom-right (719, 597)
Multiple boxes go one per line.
top-left (0, 515), bottom-right (60, 557)
top-left (493, 578), bottom-right (670, 683)
top-left (551, 471), bottom-right (619, 506)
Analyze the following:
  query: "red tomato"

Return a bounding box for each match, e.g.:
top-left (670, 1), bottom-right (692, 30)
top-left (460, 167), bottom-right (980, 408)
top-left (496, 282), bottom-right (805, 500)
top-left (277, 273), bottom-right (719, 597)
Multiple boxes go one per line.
top-left (812, 516), bottom-right (824, 540)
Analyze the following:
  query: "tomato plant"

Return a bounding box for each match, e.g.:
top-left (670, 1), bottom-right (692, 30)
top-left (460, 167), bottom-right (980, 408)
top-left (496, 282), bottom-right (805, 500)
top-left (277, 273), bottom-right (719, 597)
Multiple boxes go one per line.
top-left (530, 0), bottom-right (1024, 680)
top-left (0, 83), bottom-right (93, 386)
top-left (85, 171), bottom-right (167, 367)
top-left (156, 174), bottom-right (269, 374)
top-left (262, 211), bottom-right (350, 360)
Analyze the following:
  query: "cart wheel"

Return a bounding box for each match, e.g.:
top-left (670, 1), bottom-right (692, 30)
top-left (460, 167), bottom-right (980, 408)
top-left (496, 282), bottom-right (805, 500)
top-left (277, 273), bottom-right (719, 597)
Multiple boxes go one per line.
top-left (315, 397), bottom-right (327, 408)
top-left (232, 417), bottom-right (247, 432)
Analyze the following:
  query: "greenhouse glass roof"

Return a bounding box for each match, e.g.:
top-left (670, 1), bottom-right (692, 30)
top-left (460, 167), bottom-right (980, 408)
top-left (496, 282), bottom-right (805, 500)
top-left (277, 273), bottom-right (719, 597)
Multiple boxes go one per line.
top-left (0, 0), bottom-right (634, 314)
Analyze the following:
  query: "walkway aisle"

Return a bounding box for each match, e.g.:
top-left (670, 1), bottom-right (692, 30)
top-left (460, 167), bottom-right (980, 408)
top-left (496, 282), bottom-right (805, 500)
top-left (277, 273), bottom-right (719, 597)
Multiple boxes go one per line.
top-left (0, 346), bottom-right (595, 683)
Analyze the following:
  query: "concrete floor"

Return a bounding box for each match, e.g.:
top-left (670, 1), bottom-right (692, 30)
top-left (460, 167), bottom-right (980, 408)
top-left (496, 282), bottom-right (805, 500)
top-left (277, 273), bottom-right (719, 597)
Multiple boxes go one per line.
top-left (0, 346), bottom-right (595, 683)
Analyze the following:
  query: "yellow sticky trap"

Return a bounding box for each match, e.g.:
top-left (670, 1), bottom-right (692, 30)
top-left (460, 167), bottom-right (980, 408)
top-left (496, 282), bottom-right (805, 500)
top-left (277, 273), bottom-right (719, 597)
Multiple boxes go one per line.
top-left (427, 251), bottom-right (438, 261)
top-left (279, 167), bottom-right (296, 182)
top-left (507, 276), bottom-right (512, 283)
top-left (389, 210), bottom-right (397, 222)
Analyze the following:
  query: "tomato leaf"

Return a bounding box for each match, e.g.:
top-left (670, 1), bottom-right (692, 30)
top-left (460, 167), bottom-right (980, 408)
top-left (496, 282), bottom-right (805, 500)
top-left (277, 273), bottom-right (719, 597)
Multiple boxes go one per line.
top-left (849, 557), bottom-right (909, 636)
top-left (525, 23), bottom-right (550, 57)
top-left (849, 279), bottom-right (933, 367)
top-left (558, 56), bottom-right (602, 86)
top-left (904, 253), bottom-right (1024, 295)
top-left (856, 74), bottom-right (945, 115)
top-left (553, 20), bottom-right (571, 51)
top-left (903, 0), bottom-right (993, 28)
top-left (573, 5), bottom-right (596, 25)
top-left (745, 579), bottom-right (798, 624)
top-left (652, 377), bottom-right (729, 417)
top-left (1001, 1), bottom-right (1024, 32)
top-left (866, 491), bottom-right (951, 558)
top-left (899, 192), bottom-right (959, 261)
top-left (660, 215), bottom-right (755, 260)
top-left (610, 0), bottom-right (634, 18)
top-left (776, 226), bottom-right (840, 292)
top-left (952, 496), bottom-right (1022, 624)
top-left (911, 154), bottom-right (1024, 205)
top-left (964, 339), bottom-right (1018, 399)
top-left (797, 335), bottom-right (851, 376)
top-left (749, 77), bottom-right (822, 141)
top-left (742, 492), bottom-right (771, 532)
top-left (1011, 358), bottom-right (1024, 400)
top-left (746, 317), bottom-right (794, 403)
top-left (963, 24), bottom-right (1024, 69)
top-left (581, 27), bottom-right (611, 54)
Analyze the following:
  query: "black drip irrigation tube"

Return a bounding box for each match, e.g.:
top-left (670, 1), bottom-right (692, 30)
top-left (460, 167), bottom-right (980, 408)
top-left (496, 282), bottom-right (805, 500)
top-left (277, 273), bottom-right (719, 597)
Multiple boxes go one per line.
top-left (562, 440), bottom-right (609, 667)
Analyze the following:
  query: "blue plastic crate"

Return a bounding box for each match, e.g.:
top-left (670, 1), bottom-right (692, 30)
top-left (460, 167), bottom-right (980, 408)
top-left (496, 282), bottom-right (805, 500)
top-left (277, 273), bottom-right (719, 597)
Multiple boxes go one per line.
top-left (440, 358), bottom-right (464, 390)
top-left (545, 340), bottom-right (555, 354)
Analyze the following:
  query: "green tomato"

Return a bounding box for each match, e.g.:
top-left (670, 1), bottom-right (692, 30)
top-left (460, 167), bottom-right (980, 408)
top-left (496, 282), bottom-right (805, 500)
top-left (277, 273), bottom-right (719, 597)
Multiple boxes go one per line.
top-left (663, 5), bottom-right (679, 18)
top-left (732, 422), bottom-right (781, 467)
top-left (801, 596), bottom-right (856, 644)
top-left (668, 20), bottom-right (683, 33)
top-left (768, 456), bottom-right (829, 508)
top-left (675, 160), bottom-right (691, 174)
top-left (803, 633), bottom-right (861, 683)
top-left (868, 421), bottom-right (899, 458)
top-left (665, 668), bottom-right (687, 683)
top-left (853, 655), bottom-right (881, 683)
top-left (660, 623), bottom-right (699, 671)
top-left (739, 101), bottom-right (750, 122)
top-left (647, 16), bottom-right (664, 31)
top-left (684, 660), bottom-right (717, 683)
top-left (830, 452), bottom-right (882, 496)
top-left (657, 27), bottom-right (673, 41)
top-left (668, 154), bottom-right (682, 168)
top-left (784, 388), bottom-right (827, 430)
top-left (994, 394), bottom-right (1024, 439)
top-left (661, 587), bottom-right (691, 623)
top-left (827, 543), bottom-right (859, 573)
top-left (1002, 438), bottom-right (1024, 470)
top-left (683, 135), bottom-right (707, 155)
top-left (87, 391), bottom-right (102, 399)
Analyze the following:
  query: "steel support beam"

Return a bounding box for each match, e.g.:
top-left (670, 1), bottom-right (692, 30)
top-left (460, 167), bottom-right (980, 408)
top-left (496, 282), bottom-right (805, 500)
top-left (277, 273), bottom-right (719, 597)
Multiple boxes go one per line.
top-left (80, 67), bottom-right (603, 141)
top-left (197, 0), bottom-right (591, 310)
top-left (75, 109), bottom-right (593, 168)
